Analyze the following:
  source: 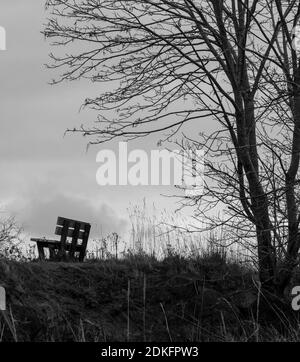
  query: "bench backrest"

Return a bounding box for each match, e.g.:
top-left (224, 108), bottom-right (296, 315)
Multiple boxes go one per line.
top-left (55, 216), bottom-right (91, 260)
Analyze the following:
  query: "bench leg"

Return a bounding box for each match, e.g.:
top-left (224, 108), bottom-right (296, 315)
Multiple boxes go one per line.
top-left (37, 242), bottom-right (46, 261)
top-left (79, 248), bottom-right (86, 262)
top-left (49, 246), bottom-right (56, 260)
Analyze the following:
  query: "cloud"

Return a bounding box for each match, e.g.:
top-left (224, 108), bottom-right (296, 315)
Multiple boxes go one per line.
top-left (0, 0), bottom-right (178, 247)
top-left (9, 189), bottom-right (128, 239)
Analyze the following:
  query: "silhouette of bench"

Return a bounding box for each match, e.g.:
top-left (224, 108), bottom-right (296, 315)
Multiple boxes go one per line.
top-left (31, 216), bottom-right (91, 262)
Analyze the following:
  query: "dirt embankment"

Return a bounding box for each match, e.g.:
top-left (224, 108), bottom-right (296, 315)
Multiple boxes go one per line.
top-left (0, 255), bottom-right (297, 341)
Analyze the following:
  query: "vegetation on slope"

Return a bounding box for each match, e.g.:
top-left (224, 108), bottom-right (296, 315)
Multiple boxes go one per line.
top-left (0, 251), bottom-right (299, 342)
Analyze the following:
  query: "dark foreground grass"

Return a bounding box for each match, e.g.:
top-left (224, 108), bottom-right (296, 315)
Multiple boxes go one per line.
top-left (0, 252), bottom-right (299, 342)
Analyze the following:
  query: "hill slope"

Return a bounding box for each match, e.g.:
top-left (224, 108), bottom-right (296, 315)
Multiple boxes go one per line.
top-left (0, 254), bottom-right (297, 341)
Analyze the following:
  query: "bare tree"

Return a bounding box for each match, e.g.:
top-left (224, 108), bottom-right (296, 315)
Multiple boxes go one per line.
top-left (0, 216), bottom-right (22, 258)
top-left (44, 0), bottom-right (300, 295)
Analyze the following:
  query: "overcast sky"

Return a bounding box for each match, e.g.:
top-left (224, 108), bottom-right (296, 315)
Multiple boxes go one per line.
top-left (0, 1), bottom-right (196, 244)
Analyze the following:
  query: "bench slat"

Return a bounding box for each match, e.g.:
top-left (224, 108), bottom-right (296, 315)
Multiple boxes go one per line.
top-left (56, 216), bottom-right (90, 230)
top-left (54, 226), bottom-right (85, 239)
top-left (30, 238), bottom-right (59, 243)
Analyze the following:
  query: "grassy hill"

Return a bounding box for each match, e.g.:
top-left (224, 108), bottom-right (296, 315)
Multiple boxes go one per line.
top-left (0, 252), bottom-right (299, 342)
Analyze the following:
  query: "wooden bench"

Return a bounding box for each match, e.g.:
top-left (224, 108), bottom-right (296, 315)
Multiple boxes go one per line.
top-left (31, 216), bottom-right (91, 262)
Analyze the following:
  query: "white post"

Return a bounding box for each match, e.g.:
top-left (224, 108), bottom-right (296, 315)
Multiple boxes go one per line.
top-left (0, 286), bottom-right (6, 311)
top-left (0, 26), bottom-right (6, 51)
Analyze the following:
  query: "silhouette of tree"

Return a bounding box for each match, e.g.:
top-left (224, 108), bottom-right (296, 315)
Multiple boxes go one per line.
top-left (44, 0), bottom-right (300, 295)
